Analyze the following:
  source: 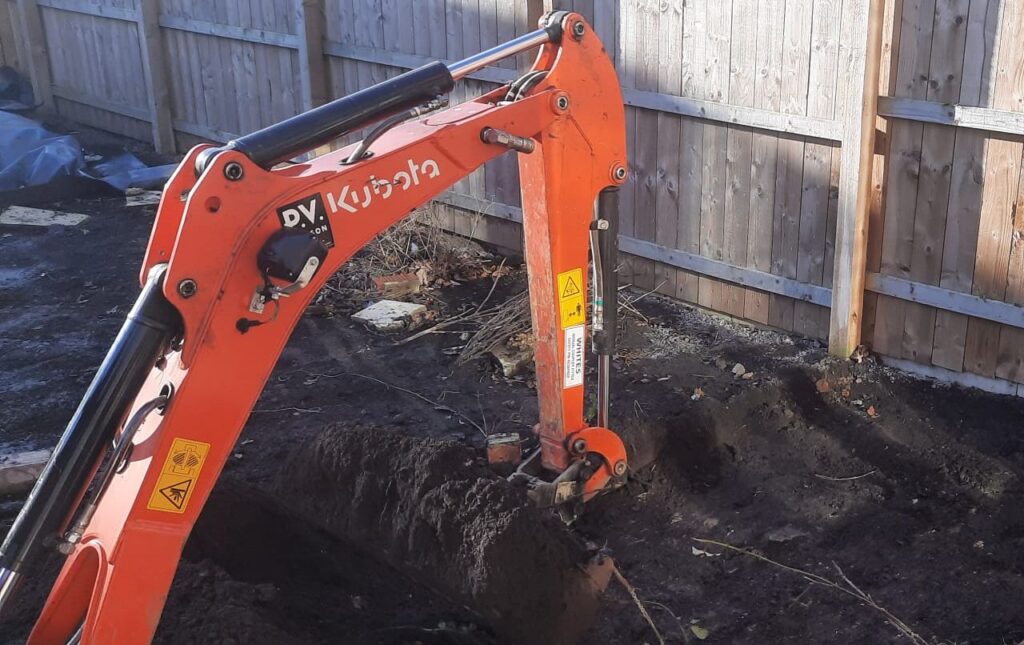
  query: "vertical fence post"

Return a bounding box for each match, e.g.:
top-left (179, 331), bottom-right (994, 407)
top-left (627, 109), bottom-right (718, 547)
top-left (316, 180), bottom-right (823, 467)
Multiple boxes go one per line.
top-left (137, 0), bottom-right (175, 154)
top-left (15, 0), bottom-right (52, 109)
top-left (296, 0), bottom-right (328, 112)
top-left (828, 0), bottom-right (885, 357)
top-left (0, 0), bottom-right (19, 68)
top-left (526, 0), bottom-right (548, 28)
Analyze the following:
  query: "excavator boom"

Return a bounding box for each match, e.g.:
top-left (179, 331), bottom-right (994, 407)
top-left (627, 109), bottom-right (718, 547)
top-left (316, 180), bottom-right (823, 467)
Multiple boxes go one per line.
top-left (0, 12), bottom-right (628, 643)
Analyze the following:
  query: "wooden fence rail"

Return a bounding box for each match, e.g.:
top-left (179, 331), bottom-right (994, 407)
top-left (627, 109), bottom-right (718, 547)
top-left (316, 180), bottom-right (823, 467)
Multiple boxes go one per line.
top-left (2, 0), bottom-right (1023, 396)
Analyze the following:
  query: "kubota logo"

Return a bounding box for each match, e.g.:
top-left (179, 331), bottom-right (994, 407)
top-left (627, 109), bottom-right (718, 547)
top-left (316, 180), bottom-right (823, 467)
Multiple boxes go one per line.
top-left (274, 158), bottom-right (442, 248)
top-left (325, 158), bottom-right (442, 214)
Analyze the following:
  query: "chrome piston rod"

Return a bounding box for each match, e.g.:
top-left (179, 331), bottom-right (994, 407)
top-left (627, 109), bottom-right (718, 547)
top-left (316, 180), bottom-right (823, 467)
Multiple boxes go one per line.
top-left (447, 28), bottom-right (552, 81)
top-left (0, 567), bottom-right (18, 613)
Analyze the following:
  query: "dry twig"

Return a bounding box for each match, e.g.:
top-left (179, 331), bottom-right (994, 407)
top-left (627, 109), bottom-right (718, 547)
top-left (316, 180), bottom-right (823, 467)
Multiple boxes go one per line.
top-left (252, 406), bottom-right (324, 414)
top-left (645, 601), bottom-right (689, 642)
top-left (611, 564), bottom-right (666, 645)
top-left (814, 469), bottom-right (877, 482)
top-left (692, 538), bottom-right (929, 645)
top-left (457, 290), bottom-right (532, 365)
top-left (618, 280), bottom-right (667, 324)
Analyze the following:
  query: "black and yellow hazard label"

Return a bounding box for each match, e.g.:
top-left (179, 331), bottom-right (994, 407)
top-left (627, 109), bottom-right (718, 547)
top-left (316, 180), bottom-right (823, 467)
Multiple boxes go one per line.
top-left (557, 268), bottom-right (585, 329)
top-left (147, 437), bottom-right (210, 514)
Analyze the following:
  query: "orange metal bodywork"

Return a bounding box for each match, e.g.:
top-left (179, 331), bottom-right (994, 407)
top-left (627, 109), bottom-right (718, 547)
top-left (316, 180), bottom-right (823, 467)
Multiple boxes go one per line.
top-left (28, 14), bottom-right (626, 644)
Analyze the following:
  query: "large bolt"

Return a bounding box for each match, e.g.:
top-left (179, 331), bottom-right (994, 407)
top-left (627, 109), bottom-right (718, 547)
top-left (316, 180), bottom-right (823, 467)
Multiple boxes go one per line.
top-left (613, 165), bottom-right (628, 182)
top-left (572, 438), bottom-right (587, 454)
top-left (572, 21), bottom-right (585, 40)
top-left (177, 279), bottom-right (198, 299)
top-left (224, 161), bottom-right (245, 181)
top-left (556, 95), bottom-right (570, 111)
top-left (613, 460), bottom-right (628, 477)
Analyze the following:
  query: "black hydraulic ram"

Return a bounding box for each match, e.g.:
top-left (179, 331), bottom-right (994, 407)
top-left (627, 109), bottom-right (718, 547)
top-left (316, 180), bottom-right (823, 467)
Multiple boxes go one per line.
top-left (222, 62), bottom-right (456, 170)
top-left (590, 188), bottom-right (620, 428)
top-left (197, 20), bottom-right (560, 173)
top-left (0, 267), bottom-right (181, 609)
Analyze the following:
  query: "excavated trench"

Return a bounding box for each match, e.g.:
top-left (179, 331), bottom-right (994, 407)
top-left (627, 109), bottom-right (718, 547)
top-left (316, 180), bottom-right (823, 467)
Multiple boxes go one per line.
top-left (156, 425), bottom-right (620, 645)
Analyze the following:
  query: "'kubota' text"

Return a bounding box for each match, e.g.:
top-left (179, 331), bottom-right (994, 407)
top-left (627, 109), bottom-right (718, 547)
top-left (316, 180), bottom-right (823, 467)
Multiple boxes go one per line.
top-left (325, 158), bottom-right (442, 215)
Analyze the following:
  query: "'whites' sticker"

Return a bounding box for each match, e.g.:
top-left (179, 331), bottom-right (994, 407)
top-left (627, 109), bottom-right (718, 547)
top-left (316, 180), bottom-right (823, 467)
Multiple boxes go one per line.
top-left (564, 325), bottom-right (585, 388)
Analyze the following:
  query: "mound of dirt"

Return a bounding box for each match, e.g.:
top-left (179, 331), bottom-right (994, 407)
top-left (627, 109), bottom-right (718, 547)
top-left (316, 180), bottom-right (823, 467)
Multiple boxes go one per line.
top-left (276, 425), bottom-right (612, 645)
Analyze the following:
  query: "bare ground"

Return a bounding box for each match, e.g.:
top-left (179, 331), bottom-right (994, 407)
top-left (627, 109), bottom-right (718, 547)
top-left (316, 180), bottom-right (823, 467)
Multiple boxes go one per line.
top-left (2, 185), bottom-right (1024, 644)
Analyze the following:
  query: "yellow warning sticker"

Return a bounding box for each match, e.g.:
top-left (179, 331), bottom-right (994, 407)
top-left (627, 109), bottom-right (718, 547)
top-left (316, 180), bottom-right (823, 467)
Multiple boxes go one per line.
top-left (557, 268), bottom-right (585, 329)
top-left (146, 437), bottom-right (210, 514)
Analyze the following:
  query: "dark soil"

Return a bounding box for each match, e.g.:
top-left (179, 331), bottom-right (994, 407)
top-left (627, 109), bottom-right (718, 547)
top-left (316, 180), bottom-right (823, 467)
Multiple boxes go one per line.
top-left (160, 482), bottom-right (493, 645)
top-left (277, 426), bottom-right (608, 645)
top-left (4, 129), bottom-right (1024, 644)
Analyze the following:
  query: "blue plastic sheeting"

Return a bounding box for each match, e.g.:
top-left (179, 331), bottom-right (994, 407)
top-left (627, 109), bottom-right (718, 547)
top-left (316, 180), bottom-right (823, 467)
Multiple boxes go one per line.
top-left (0, 111), bottom-right (174, 194)
top-left (97, 155), bottom-right (176, 192)
top-left (0, 111), bottom-right (85, 190)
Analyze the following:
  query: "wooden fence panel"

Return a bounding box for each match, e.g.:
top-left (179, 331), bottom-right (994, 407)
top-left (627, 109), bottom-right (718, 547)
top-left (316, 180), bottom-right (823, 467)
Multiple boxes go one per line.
top-left (15, 0), bottom-right (1024, 390)
top-left (864, 0), bottom-right (1024, 385)
top-left (39, 1), bottom-right (149, 139)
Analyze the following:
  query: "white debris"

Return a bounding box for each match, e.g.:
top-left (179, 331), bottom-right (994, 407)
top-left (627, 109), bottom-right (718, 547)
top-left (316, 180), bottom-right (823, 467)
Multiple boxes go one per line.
top-left (731, 362), bottom-right (747, 377)
top-left (352, 300), bottom-right (427, 331)
top-left (765, 525), bottom-right (809, 543)
top-left (0, 205), bottom-right (89, 227)
top-left (125, 190), bottom-right (162, 207)
top-left (0, 448), bottom-right (51, 495)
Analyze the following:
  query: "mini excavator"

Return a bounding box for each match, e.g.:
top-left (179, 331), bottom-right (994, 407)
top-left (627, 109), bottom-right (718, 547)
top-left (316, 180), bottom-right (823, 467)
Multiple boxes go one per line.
top-left (0, 12), bottom-right (628, 643)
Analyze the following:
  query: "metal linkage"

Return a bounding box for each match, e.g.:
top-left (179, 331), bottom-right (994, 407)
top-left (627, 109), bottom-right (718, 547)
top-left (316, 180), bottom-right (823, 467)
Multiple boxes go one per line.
top-left (59, 394), bottom-right (171, 554)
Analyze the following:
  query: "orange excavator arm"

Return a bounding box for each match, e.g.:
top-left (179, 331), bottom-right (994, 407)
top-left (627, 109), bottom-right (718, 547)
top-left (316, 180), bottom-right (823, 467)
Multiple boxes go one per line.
top-left (0, 12), bottom-right (627, 643)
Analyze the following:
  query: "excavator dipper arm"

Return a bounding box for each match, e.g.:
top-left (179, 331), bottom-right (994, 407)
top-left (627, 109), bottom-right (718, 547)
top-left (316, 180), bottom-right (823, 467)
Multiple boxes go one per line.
top-left (0, 12), bottom-right (627, 643)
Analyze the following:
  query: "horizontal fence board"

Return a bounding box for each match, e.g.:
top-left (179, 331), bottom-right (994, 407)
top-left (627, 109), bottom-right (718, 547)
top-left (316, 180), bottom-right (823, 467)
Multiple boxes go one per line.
top-left (866, 272), bottom-right (1024, 330)
top-left (51, 84), bottom-right (147, 120)
top-left (880, 355), bottom-right (1024, 398)
top-left (172, 119), bottom-right (239, 144)
top-left (619, 237), bottom-right (834, 307)
top-left (158, 14), bottom-right (298, 49)
top-left (624, 87), bottom-right (842, 142)
top-left (36, 0), bottom-right (135, 21)
top-left (442, 191), bottom-right (832, 307)
top-left (325, 40), bottom-right (843, 140)
top-left (440, 190), bottom-right (523, 222)
top-left (878, 96), bottom-right (1024, 137)
top-left (324, 41), bottom-right (515, 84)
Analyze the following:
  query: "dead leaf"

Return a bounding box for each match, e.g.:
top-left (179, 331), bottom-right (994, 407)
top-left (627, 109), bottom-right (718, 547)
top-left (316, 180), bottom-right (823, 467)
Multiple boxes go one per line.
top-left (815, 378), bottom-right (831, 393)
top-left (690, 624), bottom-right (710, 640)
top-left (741, 371), bottom-right (754, 380)
top-left (691, 387), bottom-right (704, 401)
top-left (867, 405), bottom-right (878, 418)
top-left (850, 344), bottom-right (869, 363)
